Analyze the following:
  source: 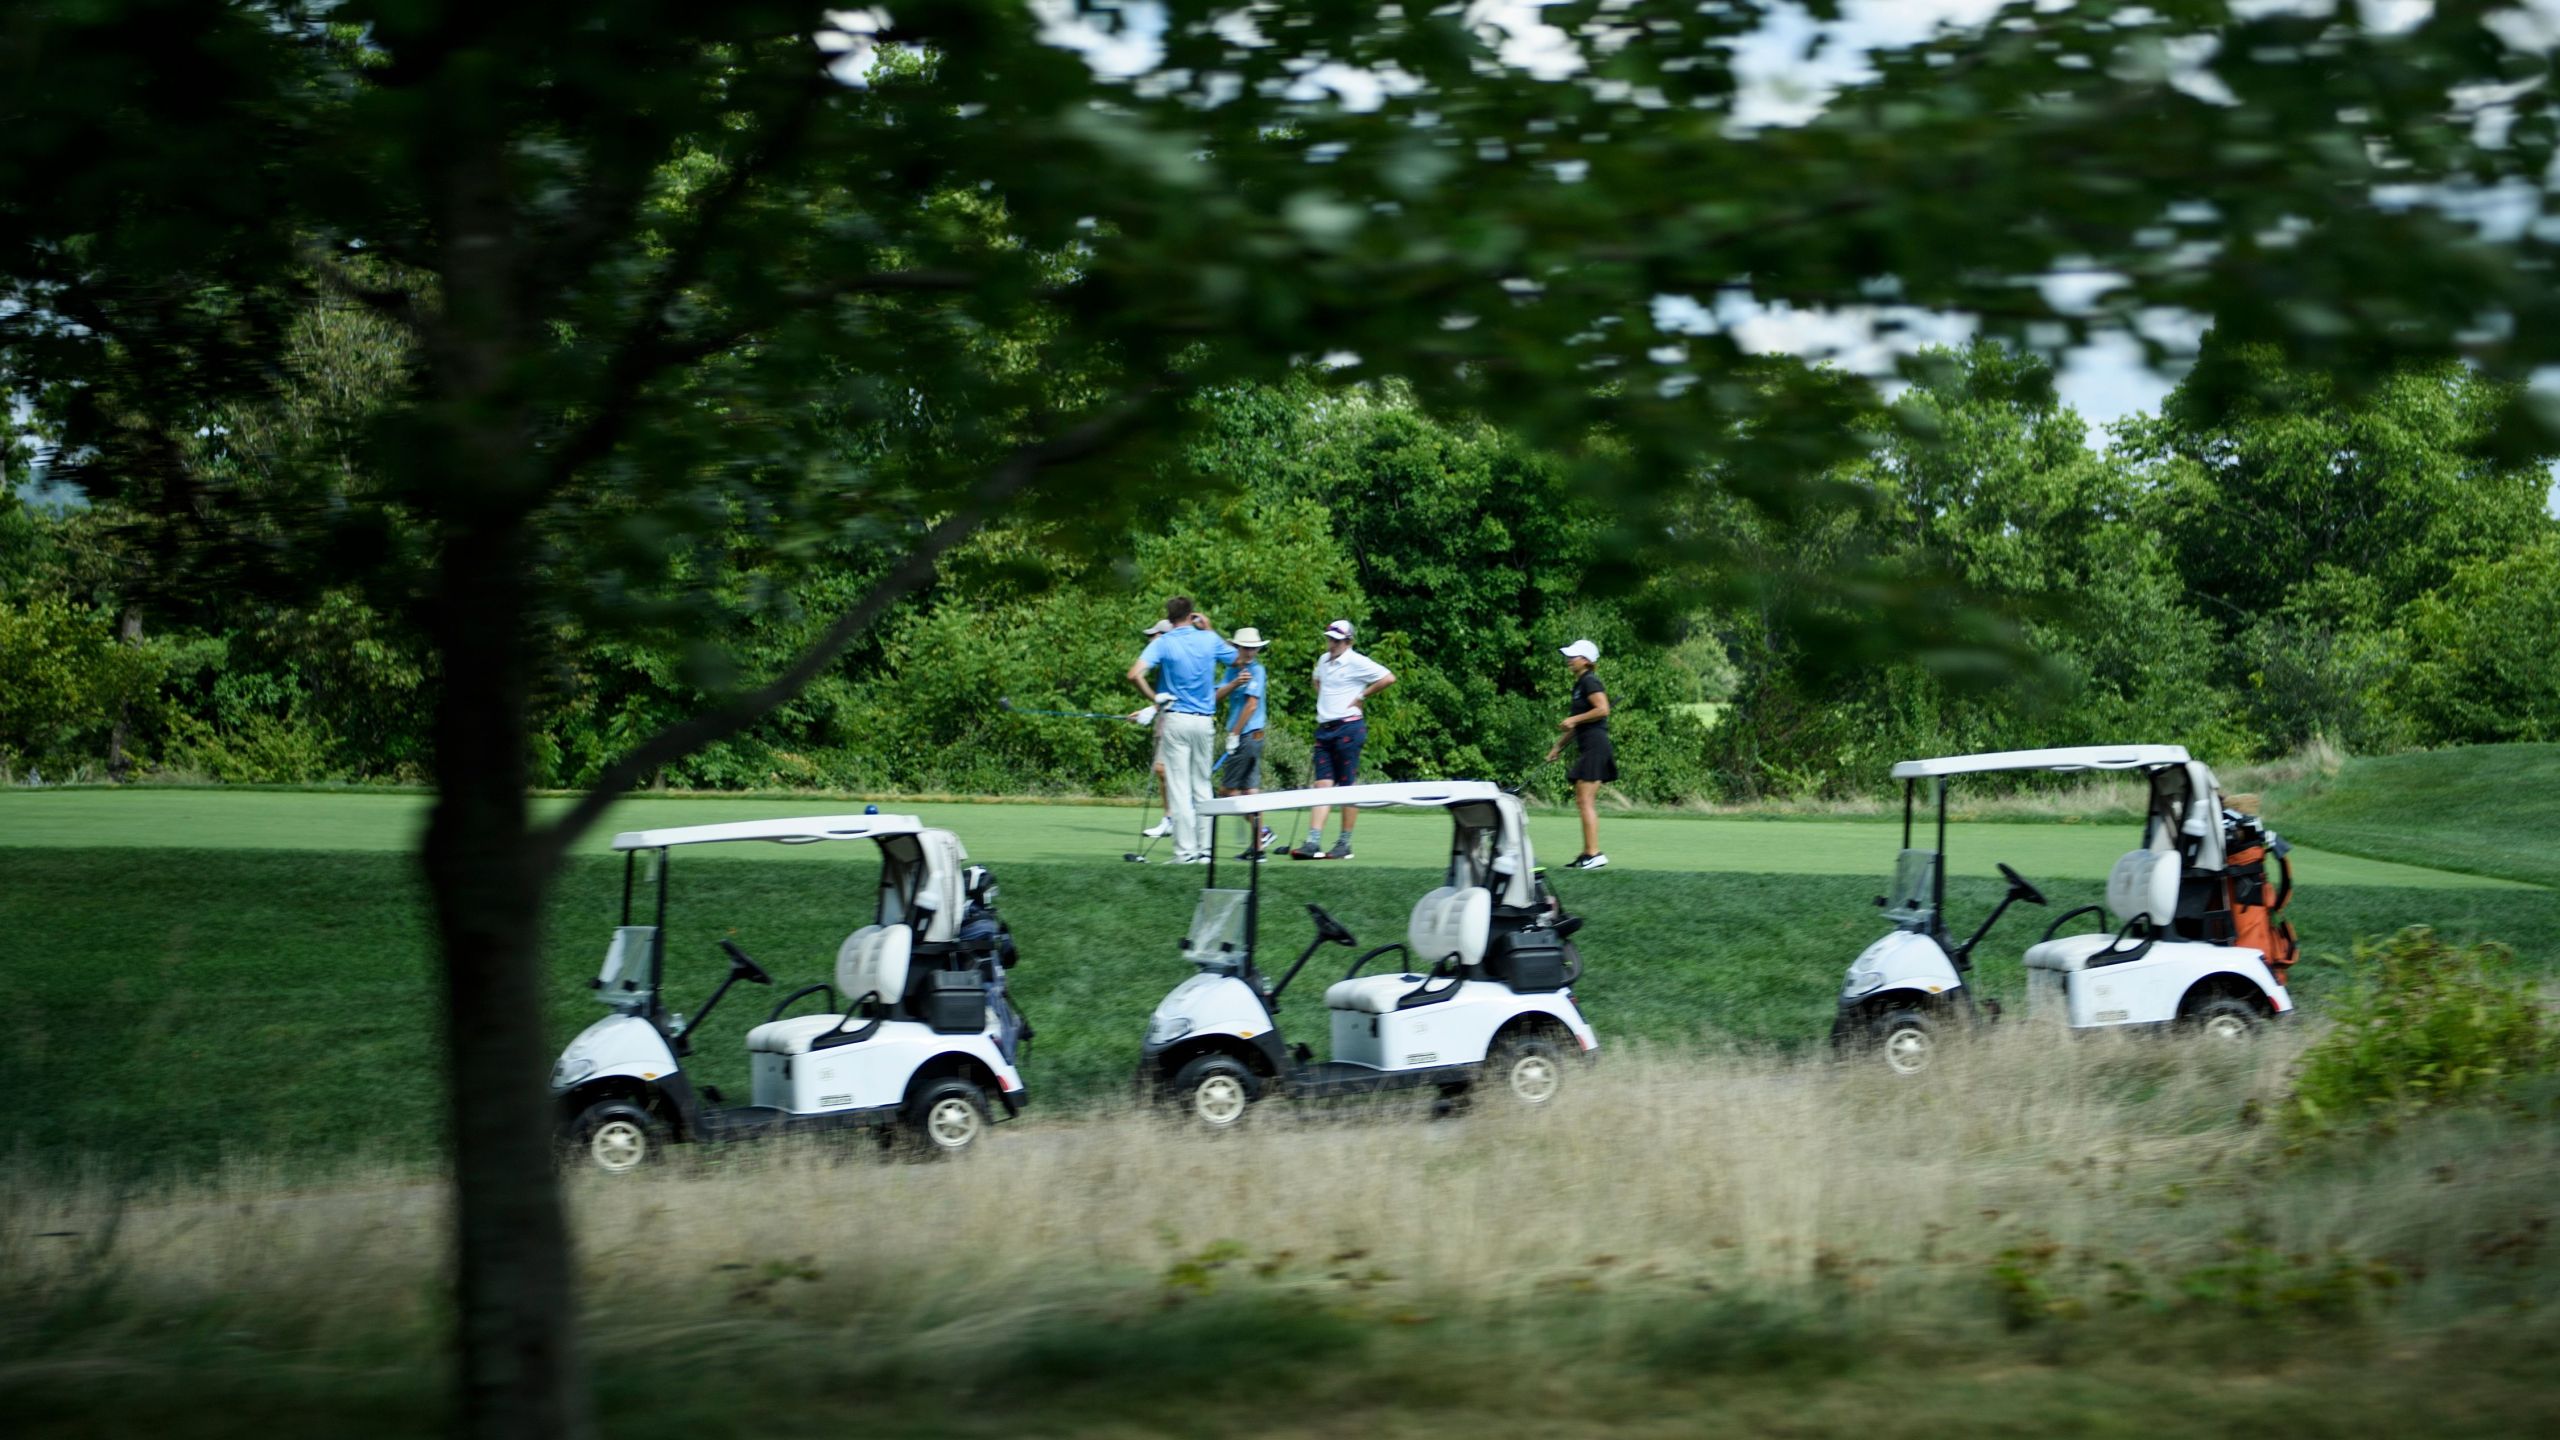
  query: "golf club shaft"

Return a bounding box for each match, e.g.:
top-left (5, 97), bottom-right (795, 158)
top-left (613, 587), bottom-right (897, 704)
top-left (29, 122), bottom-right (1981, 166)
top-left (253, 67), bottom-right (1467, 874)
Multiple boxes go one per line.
top-left (1000, 697), bottom-right (1128, 720)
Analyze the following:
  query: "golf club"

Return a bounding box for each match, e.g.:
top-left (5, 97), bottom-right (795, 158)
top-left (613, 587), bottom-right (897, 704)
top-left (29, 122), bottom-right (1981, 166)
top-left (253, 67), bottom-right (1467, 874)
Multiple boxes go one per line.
top-left (998, 696), bottom-right (1135, 721)
top-left (1124, 780), bottom-right (1168, 863)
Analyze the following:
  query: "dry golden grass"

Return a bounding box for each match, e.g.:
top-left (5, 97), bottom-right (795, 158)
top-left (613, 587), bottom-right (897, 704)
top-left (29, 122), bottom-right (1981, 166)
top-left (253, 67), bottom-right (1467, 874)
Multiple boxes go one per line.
top-left (6, 1029), bottom-right (2540, 1328)
top-left (9, 1029), bottom-right (2557, 1435)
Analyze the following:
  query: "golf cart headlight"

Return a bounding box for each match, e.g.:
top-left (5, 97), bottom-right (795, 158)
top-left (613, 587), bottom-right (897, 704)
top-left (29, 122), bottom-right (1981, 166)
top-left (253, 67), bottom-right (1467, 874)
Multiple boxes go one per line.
top-left (1843, 966), bottom-right (1884, 999)
top-left (1146, 1014), bottom-right (1194, 1046)
top-left (552, 1055), bottom-right (596, 1090)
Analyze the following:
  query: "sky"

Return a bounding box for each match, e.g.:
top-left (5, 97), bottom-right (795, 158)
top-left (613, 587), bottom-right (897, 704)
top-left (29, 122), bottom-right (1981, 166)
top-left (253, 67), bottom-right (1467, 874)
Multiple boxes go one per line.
top-left (1004, 0), bottom-right (2560, 510)
top-left (997, 0), bottom-right (2369, 437)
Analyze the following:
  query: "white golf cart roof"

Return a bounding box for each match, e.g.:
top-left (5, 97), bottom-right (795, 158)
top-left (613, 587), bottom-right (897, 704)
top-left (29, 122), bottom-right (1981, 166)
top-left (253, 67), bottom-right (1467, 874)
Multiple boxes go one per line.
top-left (1202, 781), bottom-right (1536, 908)
top-left (609, 814), bottom-right (926, 851)
top-left (1889, 745), bottom-right (2191, 780)
top-left (1201, 781), bottom-right (1502, 815)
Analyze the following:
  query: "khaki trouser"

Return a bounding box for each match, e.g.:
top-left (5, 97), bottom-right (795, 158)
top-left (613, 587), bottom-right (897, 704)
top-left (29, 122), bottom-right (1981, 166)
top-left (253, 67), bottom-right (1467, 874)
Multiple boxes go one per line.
top-left (1158, 711), bottom-right (1217, 861)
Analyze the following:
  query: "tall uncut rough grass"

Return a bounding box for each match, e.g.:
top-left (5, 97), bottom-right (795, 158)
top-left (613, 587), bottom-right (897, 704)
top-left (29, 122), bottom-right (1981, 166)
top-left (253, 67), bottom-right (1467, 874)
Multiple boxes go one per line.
top-left (9, 1031), bottom-right (2559, 1431)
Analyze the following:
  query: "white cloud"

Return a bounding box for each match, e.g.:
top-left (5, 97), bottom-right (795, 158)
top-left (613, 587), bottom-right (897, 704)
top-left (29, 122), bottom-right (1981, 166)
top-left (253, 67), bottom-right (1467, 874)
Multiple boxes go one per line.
top-left (818, 9), bottom-right (894, 87)
top-left (1729, 0), bottom-right (2013, 127)
top-left (1028, 0), bottom-right (1166, 78)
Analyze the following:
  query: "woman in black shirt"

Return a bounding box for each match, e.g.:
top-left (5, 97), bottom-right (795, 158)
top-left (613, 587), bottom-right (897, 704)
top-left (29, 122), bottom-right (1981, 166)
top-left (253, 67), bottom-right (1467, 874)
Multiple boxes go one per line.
top-left (1545, 639), bottom-right (1615, 870)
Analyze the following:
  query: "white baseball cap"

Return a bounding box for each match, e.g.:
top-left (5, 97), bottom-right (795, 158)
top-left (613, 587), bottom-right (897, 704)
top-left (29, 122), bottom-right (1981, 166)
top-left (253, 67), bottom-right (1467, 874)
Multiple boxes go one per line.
top-left (1231, 626), bottom-right (1267, 649)
top-left (1141, 619), bottom-right (1173, 636)
top-left (1324, 619), bottom-right (1355, 641)
top-left (1560, 639), bottom-right (1600, 662)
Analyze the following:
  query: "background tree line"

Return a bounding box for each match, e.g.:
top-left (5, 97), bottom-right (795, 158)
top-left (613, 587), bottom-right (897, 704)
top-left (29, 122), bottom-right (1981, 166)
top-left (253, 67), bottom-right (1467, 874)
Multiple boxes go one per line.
top-left (10, 336), bottom-right (2553, 802)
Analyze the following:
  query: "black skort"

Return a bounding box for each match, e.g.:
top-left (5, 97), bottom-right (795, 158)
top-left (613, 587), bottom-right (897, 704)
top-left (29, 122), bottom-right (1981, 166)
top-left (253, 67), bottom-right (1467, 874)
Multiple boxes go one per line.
top-left (1569, 735), bottom-right (1618, 784)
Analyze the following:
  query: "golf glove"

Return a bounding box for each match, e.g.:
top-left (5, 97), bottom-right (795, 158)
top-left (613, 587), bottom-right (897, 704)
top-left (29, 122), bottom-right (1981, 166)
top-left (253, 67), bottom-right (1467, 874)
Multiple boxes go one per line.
top-left (1225, 732), bottom-right (1240, 755)
top-left (1155, 692), bottom-right (1174, 706)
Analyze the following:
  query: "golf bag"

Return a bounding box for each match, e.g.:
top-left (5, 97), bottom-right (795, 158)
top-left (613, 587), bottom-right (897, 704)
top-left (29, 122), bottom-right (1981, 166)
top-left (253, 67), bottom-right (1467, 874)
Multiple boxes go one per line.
top-left (956, 898), bottom-right (1032, 1061)
top-left (2222, 810), bottom-right (2298, 982)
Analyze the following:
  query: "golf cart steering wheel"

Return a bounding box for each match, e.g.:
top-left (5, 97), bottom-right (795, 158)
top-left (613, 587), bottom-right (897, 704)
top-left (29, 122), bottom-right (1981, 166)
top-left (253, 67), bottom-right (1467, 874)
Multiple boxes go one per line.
top-left (717, 938), bottom-right (774, 985)
top-left (1996, 863), bottom-right (2048, 907)
top-left (1305, 903), bottom-right (1357, 948)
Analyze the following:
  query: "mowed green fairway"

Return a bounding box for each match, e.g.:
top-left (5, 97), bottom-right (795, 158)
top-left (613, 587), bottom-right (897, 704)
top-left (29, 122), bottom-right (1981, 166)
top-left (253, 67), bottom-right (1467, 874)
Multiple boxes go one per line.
top-left (5, 786), bottom-right (2553, 1175)
top-left (0, 786), bottom-right (2516, 886)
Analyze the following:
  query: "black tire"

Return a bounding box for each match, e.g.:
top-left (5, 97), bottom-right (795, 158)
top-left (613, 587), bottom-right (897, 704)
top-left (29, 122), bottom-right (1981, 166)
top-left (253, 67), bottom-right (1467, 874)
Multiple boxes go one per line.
top-left (1169, 1053), bottom-right (1258, 1131)
top-left (1873, 1007), bottom-right (1938, 1075)
top-left (2183, 995), bottom-right (2262, 1042)
top-left (567, 1098), bottom-right (666, 1174)
top-left (1487, 1034), bottom-right (1567, 1109)
top-left (904, 1076), bottom-right (990, 1157)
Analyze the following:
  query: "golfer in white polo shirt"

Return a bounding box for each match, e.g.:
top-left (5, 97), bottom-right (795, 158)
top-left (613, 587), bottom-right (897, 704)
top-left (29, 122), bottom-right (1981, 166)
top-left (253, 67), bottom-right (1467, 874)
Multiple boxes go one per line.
top-left (1126, 596), bottom-right (1239, 863)
top-left (1294, 619), bottom-right (1396, 860)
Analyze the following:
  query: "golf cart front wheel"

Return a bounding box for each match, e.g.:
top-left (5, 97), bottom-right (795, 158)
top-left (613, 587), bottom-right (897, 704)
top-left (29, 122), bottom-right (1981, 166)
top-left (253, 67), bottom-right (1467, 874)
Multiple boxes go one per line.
top-left (1490, 1035), bottom-right (1567, 1108)
top-left (1170, 1053), bottom-right (1258, 1130)
top-left (905, 1078), bottom-right (990, 1157)
top-left (1874, 1008), bottom-right (1938, 1076)
top-left (2184, 996), bottom-right (2262, 1042)
top-left (568, 1099), bottom-right (666, 1175)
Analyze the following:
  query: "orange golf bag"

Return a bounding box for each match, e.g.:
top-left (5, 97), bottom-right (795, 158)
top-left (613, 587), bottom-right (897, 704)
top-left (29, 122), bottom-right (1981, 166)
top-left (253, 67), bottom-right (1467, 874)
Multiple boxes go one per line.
top-left (2222, 811), bottom-right (2298, 983)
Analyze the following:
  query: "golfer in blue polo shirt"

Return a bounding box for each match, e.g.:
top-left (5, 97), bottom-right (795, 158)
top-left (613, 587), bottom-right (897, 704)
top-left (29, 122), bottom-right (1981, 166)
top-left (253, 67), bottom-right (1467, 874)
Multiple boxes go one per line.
top-left (1215, 627), bottom-right (1273, 859)
top-left (1126, 596), bottom-right (1239, 864)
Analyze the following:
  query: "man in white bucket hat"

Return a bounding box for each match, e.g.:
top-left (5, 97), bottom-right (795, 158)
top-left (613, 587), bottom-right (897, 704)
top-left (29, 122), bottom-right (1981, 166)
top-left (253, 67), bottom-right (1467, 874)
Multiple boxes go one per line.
top-left (1546, 638), bottom-right (1615, 870)
top-left (1214, 626), bottom-right (1275, 858)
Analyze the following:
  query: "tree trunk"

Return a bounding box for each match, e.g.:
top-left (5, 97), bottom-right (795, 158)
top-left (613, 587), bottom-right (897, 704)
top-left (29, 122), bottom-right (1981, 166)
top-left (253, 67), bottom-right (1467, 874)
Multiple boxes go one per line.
top-left (107, 603), bottom-right (141, 782)
top-left (420, 523), bottom-right (591, 1440)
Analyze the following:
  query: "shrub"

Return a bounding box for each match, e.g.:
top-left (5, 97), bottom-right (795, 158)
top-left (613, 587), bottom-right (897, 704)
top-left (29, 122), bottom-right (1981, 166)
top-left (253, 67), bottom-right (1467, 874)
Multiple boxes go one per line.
top-left (157, 710), bottom-right (346, 785)
top-left (2287, 927), bottom-right (2553, 1134)
top-left (0, 596), bottom-right (165, 773)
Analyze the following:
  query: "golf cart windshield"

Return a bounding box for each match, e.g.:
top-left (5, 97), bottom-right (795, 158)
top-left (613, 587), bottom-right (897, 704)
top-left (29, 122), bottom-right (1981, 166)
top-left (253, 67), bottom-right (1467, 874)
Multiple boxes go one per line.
top-left (1186, 888), bottom-right (1252, 969)
top-left (1883, 850), bottom-right (1937, 930)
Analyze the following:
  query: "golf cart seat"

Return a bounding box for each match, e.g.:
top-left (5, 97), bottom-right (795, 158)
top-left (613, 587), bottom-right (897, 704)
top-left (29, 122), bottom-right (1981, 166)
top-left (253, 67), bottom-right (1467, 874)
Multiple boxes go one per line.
top-left (1324, 885), bottom-right (1490, 1013)
top-left (2023, 850), bottom-right (2177, 972)
top-left (745, 924), bottom-right (914, 1054)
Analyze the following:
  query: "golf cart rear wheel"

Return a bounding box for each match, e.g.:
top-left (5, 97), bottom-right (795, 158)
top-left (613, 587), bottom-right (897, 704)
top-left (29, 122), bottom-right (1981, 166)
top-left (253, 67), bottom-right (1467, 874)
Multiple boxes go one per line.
top-left (1874, 1008), bottom-right (1938, 1076)
top-left (1170, 1053), bottom-right (1257, 1130)
top-left (905, 1078), bottom-right (989, 1157)
top-left (1490, 1035), bottom-right (1567, 1108)
top-left (569, 1099), bottom-right (666, 1175)
top-left (2184, 996), bottom-right (2262, 1042)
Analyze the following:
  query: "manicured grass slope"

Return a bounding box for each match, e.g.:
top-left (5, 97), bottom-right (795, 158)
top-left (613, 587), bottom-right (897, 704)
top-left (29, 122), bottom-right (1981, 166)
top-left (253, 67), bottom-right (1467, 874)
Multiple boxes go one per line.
top-left (8, 846), bottom-right (2554, 1173)
top-left (2270, 742), bottom-right (2560, 889)
top-left (0, 786), bottom-right (2514, 886)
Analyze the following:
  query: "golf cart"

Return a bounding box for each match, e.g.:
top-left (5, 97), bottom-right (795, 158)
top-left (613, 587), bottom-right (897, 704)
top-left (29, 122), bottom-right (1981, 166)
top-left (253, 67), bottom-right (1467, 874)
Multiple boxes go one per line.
top-left (551, 814), bottom-right (1030, 1170)
top-left (1832, 745), bottom-right (2297, 1073)
top-left (1140, 781), bottom-right (1599, 1127)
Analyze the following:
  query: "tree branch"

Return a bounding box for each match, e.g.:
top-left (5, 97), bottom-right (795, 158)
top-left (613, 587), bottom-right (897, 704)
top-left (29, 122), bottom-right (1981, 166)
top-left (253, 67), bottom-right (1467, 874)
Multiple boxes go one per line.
top-left (638, 270), bottom-right (982, 371)
top-left (535, 68), bottom-right (833, 498)
top-left (531, 393), bottom-right (1164, 869)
